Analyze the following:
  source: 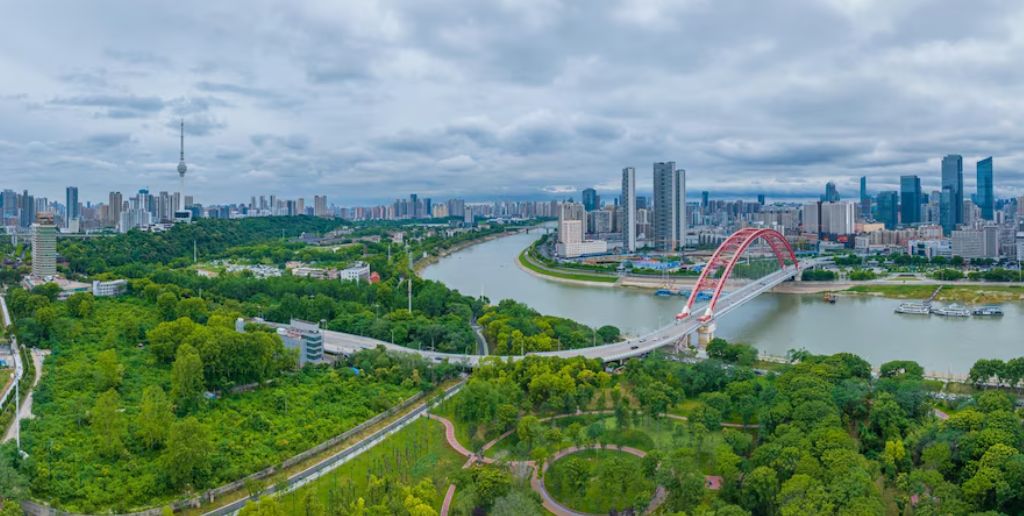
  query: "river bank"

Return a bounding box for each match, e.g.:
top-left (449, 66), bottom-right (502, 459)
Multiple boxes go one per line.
top-left (413, 227), bottom-right (540, 273)
top-left (515, 238), bottom-right (1024, 302)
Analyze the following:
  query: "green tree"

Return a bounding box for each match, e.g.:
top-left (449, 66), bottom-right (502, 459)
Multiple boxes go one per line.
top-left (65, 292), bottom-right (95, 318)
top-left (491, 489), bottom-right (542, 516)
top-left (176, 297), bottom-right (209, 323)
top-left (94, 349), bottom-right (124, 391)
top-left (743, 466), bottom-right (779, 515)
top-left (91, 389), bottom-right (125, 459)
top-left (156, 292), bottom-right (179, 321)
top-left (137, 386), bottom-right (174, 449)
top-left (171, 343), bottom-right (205, 414)
top-left (164, 417), bottom-right (213, 489)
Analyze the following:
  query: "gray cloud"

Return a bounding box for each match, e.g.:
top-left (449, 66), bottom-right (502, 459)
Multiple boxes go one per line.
top-left (1, 0), bottom-right (1024, 206)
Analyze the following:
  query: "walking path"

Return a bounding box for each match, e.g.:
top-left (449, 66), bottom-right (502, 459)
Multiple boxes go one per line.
top-left (3, 348), bottom-right (45, 443)
top-left (430, 409), bottom-right (731, 516)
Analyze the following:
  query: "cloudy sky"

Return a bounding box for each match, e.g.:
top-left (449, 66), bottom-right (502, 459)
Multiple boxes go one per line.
top-left (2, 0), bottom-right (1024, 206)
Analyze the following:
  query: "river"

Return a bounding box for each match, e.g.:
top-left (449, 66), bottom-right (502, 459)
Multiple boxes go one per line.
top-left (421, 231), bottom-right (1023, 375)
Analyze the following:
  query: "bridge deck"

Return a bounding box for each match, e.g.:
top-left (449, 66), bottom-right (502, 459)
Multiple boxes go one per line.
top-left (315, 258), bottom-right (829, 366)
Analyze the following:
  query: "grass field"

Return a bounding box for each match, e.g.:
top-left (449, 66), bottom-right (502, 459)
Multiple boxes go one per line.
top-left (545, 449), bottom-right (655, 514)
top-left (485, 413), bottom-right (723, 463)
top-left (518, 249), bottom-right (618, 284)
top-left (846, 284), bottom-right (1024, 303)
top-left (273, 417), bottom-right (465, 511)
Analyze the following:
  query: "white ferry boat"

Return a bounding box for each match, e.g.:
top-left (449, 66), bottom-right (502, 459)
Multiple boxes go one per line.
top-left (931, 304), bottom-right (971, 317)
top-left (895, 303), bottom-right (930, 315)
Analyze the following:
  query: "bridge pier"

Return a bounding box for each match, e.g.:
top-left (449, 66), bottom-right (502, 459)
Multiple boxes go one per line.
top-left (697, 322), bottom-right (716, 348)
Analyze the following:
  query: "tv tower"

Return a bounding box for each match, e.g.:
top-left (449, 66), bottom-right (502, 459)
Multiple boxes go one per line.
top-left (177, 120), bottom-right (187, 211)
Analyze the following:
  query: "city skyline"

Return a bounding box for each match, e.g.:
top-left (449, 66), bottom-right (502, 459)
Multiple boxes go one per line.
top-left (3, 2), bottom-right (1024, 205)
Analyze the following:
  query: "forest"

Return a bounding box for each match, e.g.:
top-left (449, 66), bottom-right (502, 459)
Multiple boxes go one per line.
top-left (3, 282), bottom-right (465, 512)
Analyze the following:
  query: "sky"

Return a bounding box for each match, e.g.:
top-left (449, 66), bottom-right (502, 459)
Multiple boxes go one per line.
top-left (2, 0), bottom-right (1024, 206)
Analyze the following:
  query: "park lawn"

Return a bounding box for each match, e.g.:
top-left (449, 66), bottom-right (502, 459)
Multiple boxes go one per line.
top-left (847, 284), bottom-right (1024, 303)
top-left (484, 414), bottom-right (714, 461)
top-left (545, 449), bottom-right (655, 514)
top-left (518, 249), bottom-right (618, 284)
top-left (274, 417), bottom-right (464, 512)
top-left (669, 398), bottom-right (703, 417)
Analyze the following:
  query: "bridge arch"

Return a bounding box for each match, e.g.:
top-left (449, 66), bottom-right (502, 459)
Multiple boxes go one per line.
top-left (678, 228), bottom-right (798, 322)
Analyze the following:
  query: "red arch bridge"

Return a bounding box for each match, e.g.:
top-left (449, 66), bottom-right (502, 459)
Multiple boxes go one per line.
top-left (301, 228), bottom-right (830, 365)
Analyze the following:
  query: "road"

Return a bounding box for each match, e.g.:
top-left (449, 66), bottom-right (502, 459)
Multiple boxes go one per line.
top-left (309, 259), bottom-right (825, 367)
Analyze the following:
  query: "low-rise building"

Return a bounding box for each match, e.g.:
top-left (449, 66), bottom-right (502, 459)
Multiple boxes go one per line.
top-left (339, 262), bottom-right (371, 282)
top-left (92, 279), bottom-right (127, 297)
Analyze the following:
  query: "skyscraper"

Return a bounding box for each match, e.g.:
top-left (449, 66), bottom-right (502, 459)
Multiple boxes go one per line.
top-left (977, 157), bottom-right (994, 220)
top-left (757, 194), bottom-right (766, 205)
top-left (899, 175), bottom-right (922, 225)
top-left (876, 191), bottom-right (899, 230)
top-left (620, 167), bottom-right (637, 252)
top-left (19, 190), bottom-right (34, 228)
top-left (652, 162), bottom-right (686, 252)
top-left (581, 188), bottom-right (599, 211)
top-left (65, 186), bottom-right (79, 228)
top-left (823, 181), bottom-right (840, 202)
top-left (859, 176), bottom-right (870, 217)
top-left (941, 154), bottom-right (964, 234)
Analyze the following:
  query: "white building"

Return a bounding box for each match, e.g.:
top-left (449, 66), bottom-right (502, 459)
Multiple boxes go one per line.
top-left (92, 279), bottom-right (128, 297)
top-left (951, 229), bottom-right (990, 259)
top-left (339, 262), bottom-right (371, 282)
top-left (908, 239), bottom-right (953, 258)
top-left (31, 212), bottom-right (57, 278)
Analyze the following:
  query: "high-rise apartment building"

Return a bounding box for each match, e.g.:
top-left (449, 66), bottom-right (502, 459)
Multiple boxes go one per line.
top-left (558, 202), bottom-right (586, 244)
top-left (653, 162), bottom-right (686, 252)
top-left (941, 154), bottom-right (964, 234)
top-left (31, 212), bottom-right (57, 278)
top-left (314, 195), bottom-right (328, 217)
top-left (108, 192), bottom-right (123, 227)
top-left (977, 157), bottom-right (994, 220)
top-left (621, 167), bottom-right (637, 252)
top-left (899, 175), bottom-right (922, 225)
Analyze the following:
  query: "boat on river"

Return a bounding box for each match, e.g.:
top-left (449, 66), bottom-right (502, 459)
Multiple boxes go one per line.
top-left (931, 304), bottom-right (971, 317)
top-left (895, 303), bottom-right (931, 315)
top-left (972, 306), bottom-right (1004, 317)
top-left (654, 289), bottom-right (674, 297)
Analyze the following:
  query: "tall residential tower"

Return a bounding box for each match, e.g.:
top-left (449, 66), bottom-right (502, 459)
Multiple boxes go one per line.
top-left (621, 167), bottom-right (637, 252)
top-left (652, 162), bottom-right (686, 252)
